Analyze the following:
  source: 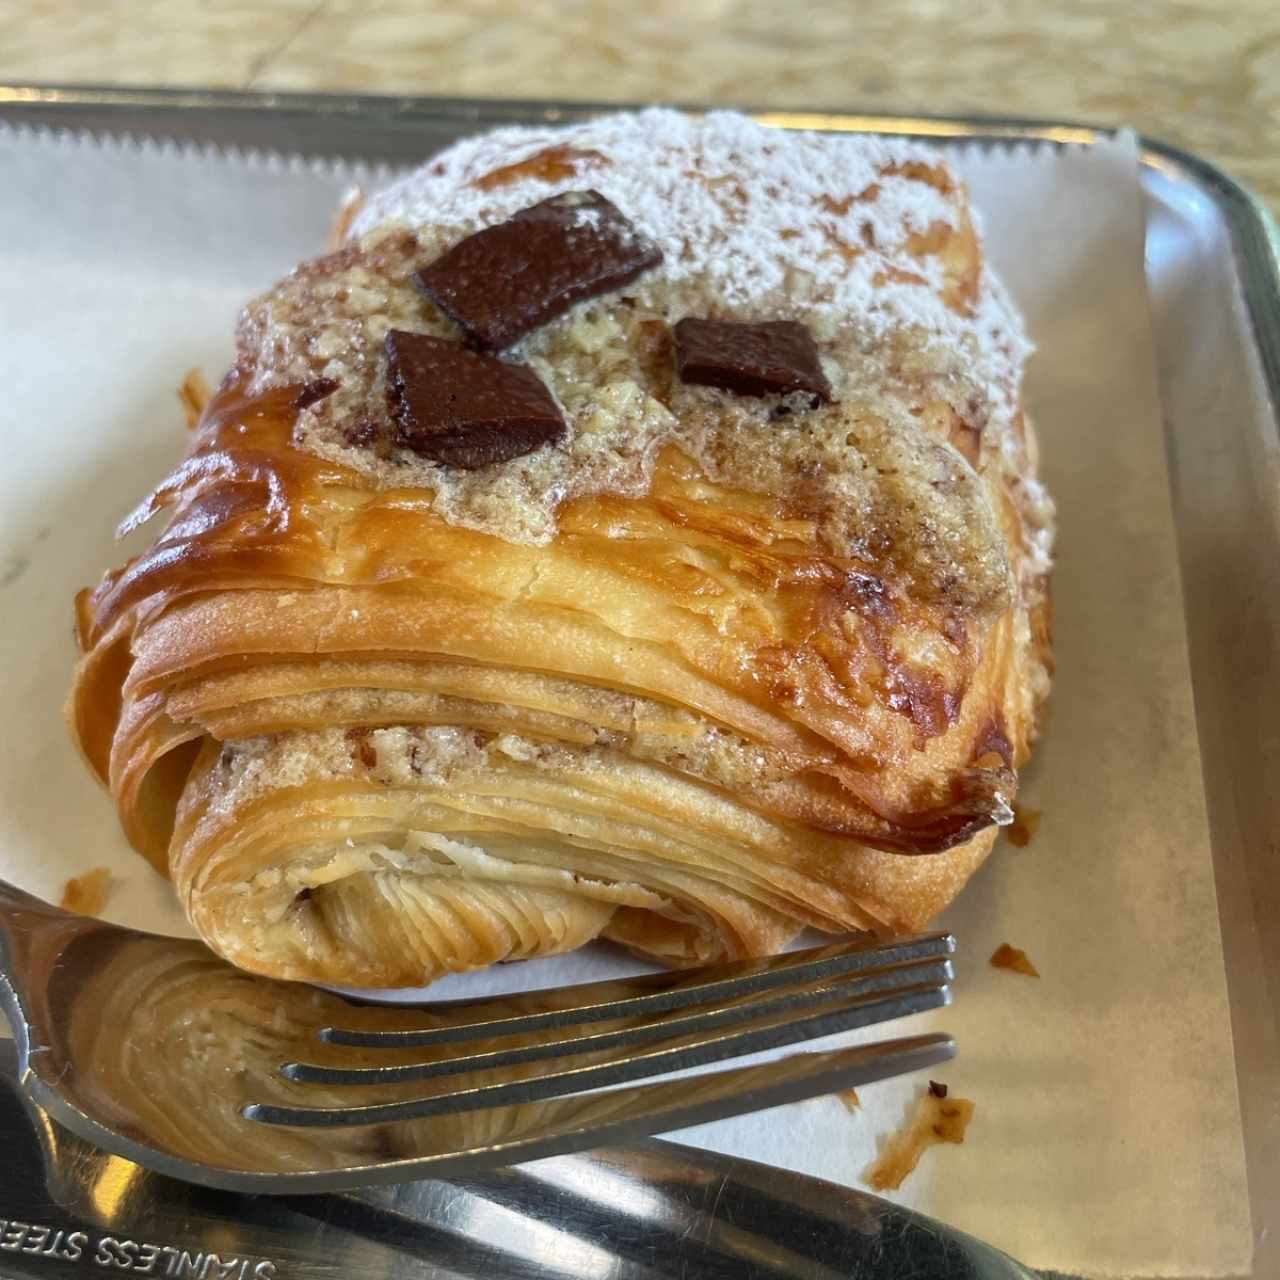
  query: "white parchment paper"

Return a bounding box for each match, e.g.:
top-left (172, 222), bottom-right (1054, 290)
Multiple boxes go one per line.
top-left (0, 125), bottom-right (1251, 1277)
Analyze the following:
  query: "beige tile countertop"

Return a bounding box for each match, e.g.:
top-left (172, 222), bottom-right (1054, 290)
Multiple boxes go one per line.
top-left (2, 0), bottom-right (1276, 209)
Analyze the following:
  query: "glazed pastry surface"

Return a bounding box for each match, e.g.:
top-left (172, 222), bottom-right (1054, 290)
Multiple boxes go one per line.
top-left (68, 110), bottom-right (1053, 986)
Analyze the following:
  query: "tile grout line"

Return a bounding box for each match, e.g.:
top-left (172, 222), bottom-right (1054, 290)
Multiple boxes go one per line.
top-left (242, 0), bottom-right (331, 90)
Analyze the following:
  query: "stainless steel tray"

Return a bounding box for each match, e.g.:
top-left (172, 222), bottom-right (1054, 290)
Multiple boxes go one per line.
top-left (2, 85), bottom-right (1278, 1280)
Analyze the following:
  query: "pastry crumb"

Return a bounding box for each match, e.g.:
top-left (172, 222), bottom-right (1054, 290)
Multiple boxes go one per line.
top-left (990, 942), bottom-right (1040, 977)
top-left (836, 1087), bottom-right (861, 1112)
top-left (1006, 804), bottom-right (1042, 847)
top-left (60, 867), bottom-right (112, 917)
top-left (177, 369), bottom-right (212, 429)
top-left (864, 1088), bottom-right (974, 1191)
top-left (328, 185), bottom-right (366, 250)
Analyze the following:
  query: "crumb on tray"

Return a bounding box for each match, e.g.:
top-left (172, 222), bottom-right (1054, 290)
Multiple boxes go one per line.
top-left (990, 942), bottom-right (1040, 977)
top-left (329, 185), bottom-right (366, 250)
top-left (1006, 803), bottom-right (1042, 848)
top-left (836, 1087), bottom-right (861, 1112)
top-left (60, 867), bottom-right (112, 917)
top-left (863, 1088), bottom-right (975, 1191)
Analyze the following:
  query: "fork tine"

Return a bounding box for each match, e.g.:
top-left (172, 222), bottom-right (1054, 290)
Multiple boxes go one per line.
top-left (284, 956), bottom-right (953, 1085)
top-left (320, 932), bottom-right (955, 1048)
top-left (246, 978), bottom-right (951, 1127)
top-left (334, 1034), bottom-right (957, 1187)
top-left (234, 1033), bottom-right (956, 1189)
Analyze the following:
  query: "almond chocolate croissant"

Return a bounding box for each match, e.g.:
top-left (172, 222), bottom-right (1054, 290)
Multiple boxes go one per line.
top-left (68, 110), bottom-right (1053, 987)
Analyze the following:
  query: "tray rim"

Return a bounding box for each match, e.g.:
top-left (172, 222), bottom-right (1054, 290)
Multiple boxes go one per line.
top-left (3, 82), bottom-right (1277, 416)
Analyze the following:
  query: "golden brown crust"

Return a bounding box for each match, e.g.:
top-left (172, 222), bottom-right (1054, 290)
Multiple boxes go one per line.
top-left (67, 112), bottom-right (1052, 987)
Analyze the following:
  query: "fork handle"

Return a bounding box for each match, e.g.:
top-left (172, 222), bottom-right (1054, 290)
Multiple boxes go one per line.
top-left (327, 1139), bottom-right (1041, 1279)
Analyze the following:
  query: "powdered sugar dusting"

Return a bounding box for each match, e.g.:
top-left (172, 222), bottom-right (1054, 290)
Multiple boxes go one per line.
top-left (238, 109), bottom-right (1048, 608)
top-left (354, 108), bottom-right (974, 336)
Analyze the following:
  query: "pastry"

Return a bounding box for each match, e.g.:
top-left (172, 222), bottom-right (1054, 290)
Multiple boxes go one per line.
top-left (67, 110), bottom-right (1054, 987)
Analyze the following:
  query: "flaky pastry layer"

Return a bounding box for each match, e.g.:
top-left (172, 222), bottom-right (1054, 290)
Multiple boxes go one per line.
top-left (68, 111), bottom-right (1053, 986)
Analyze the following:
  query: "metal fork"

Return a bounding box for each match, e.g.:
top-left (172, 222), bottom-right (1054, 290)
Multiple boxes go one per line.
top-left (0, 878), bottom-right (955, 1193)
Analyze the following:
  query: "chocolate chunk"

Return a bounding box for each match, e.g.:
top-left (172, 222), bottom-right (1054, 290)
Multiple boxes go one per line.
top-left (674, 318), bottom-right (832, 404)
top-left (384, 329), bottom-right (565, 469)
top-left (292, 376), bottom-right (339, 411)
top-left (415, 191), bottom-right (662, 350)
top-left (928, 1080), bottom-right (949, 1099)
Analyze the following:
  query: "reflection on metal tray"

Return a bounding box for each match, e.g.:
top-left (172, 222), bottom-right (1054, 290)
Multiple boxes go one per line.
top-left (1, 86), bottom-right (1277, 1280)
